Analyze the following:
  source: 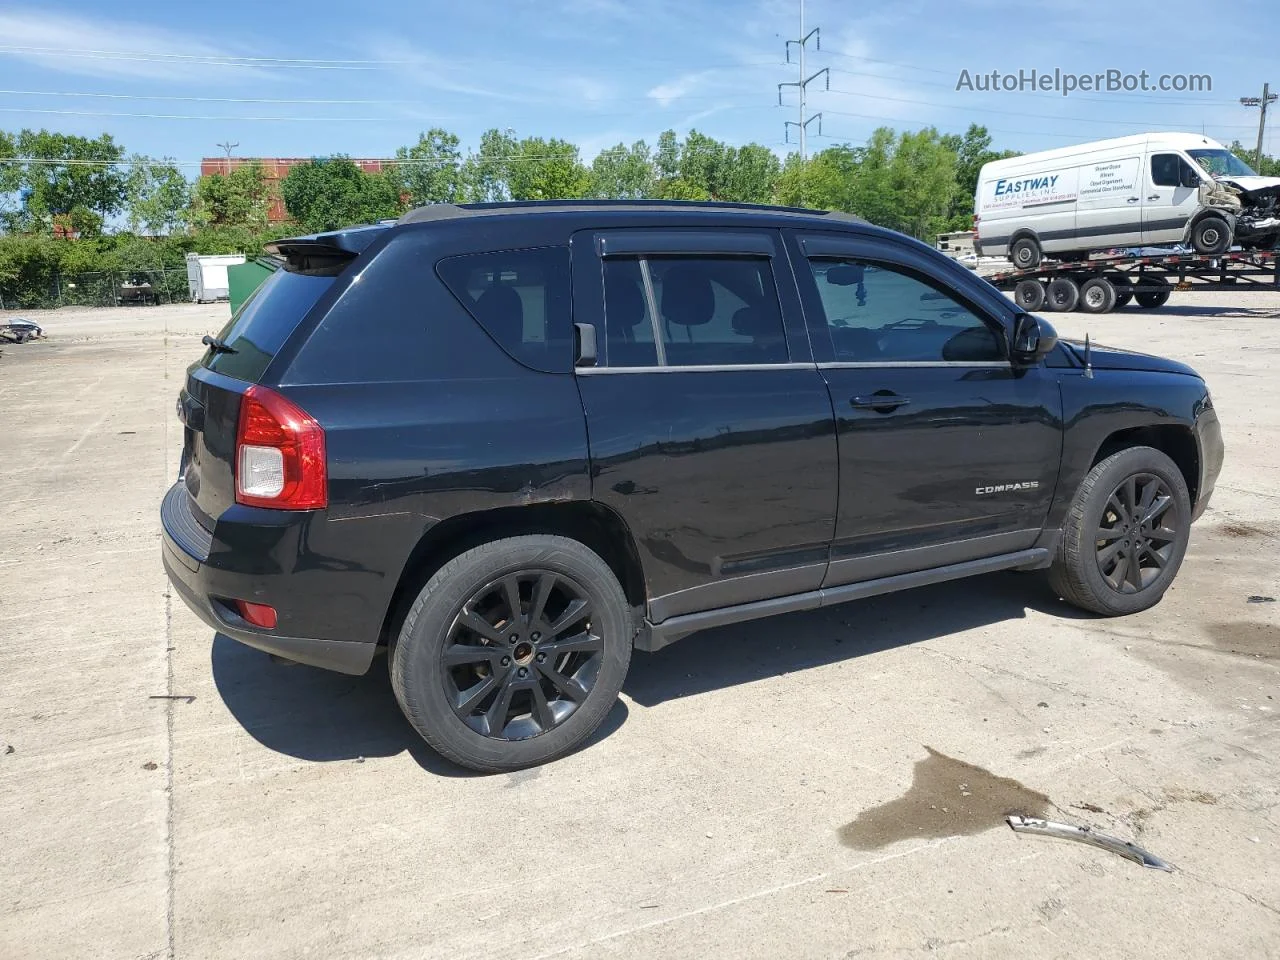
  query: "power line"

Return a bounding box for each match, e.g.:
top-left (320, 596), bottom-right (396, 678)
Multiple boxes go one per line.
top-left (0, 107), bottom-right (458, 122)
top-left (0, 89), bottom-right (425, 105)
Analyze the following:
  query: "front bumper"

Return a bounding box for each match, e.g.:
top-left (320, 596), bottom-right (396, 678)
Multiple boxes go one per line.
top-left (161, 483), bottom-right (377, 675)
top-left (1192, 398), bottom-right (1225, 522)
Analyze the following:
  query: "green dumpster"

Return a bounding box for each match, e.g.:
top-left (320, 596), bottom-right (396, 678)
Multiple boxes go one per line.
top-left (227, 256), bottom-right (280, 316)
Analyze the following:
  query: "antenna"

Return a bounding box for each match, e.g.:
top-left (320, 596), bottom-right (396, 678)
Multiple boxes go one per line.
top-left (777, 0), bottom-right (827, 161)
top-left (1084, 333), bottom-right (1094, 379)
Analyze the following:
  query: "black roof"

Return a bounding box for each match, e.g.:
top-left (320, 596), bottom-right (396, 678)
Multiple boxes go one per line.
top-left (397, 199), bottom-right (866, 226)
top-left (269, 199), bottom-right (871, 260)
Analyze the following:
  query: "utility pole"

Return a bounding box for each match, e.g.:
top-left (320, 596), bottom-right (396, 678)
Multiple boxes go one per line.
top-left (777, 0), bottom-right (827, 161)
top-left (1239, 83), bottom-right (1276, 171)
top-left (215, 141), bottom-right (239, 174)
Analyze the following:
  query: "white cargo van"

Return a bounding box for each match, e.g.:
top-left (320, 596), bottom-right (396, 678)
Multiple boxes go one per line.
top-left (974, 133), bottom-right (1280, 268)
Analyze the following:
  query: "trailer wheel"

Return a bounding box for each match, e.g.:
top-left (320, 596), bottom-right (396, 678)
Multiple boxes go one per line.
top-left (1045, 277), bottom-right (1080, 312)
top-left (1191, 216), bottom-right (1231, 255)
top-left (1108, 274), bottom-right (1134, 307)
top-left (1010, 237), bottom-right (1042, 269)
top-left (1013, 279), bottom-right (1046, 311)
top-left (1134, 277), bottom-right (1171, 309)
top-left (1079, 277), bottom-right (1118, 314)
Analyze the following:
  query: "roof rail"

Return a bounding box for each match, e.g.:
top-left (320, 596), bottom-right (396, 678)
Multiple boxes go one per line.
top-left (396, 198), bottom-right (866, 225)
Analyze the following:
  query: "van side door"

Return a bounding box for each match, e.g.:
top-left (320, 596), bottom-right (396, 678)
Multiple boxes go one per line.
top-left (1143, 152), bottom-right (1204, 245)
top-left (1074, 154), bottom-right (1143, 249)
top-left (570, 227), bottom-right (839, 625)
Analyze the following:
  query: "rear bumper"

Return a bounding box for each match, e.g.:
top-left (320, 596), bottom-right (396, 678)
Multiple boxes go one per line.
top-left (161, 483), bottom-right (377, 675)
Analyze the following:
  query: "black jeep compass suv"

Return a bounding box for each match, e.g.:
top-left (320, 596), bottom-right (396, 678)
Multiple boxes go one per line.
top-left (162, 200), bottom-right (1224, 771)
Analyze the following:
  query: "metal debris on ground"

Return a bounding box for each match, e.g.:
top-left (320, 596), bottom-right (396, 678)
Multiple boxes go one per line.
top-left (1246, 595), bottom-right (1276, 603)
top-left (148, 694), bottom-right (195, 703)
top-left (0, 318), bottom-right (44, 344)
top-left (1006, 815), bottom-right (1174, 871)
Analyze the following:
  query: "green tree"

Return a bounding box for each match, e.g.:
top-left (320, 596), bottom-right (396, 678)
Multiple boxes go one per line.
top-left (192, 161), bottom-right (271, 230)
top-left (462, 130), bottom-right (590, 202)
top-left (125, 156), bottom-right (191, 235)
top-left (12, 130), bottom-right (127, 231)
top-left (0, 130), bottom-right (21, 231)
top-left (462, 128), bottom-right (519, 202)
top-left (941, 124), bottom-right (1018, 229)
top-left (589, 141), bottom-right (655, 199)
top-left (280, 157), bottom-right (403, 232)
top-left (1227, 139), bottom-right (1280, 177)
top-left (394, 128), bottom-right (464, 207)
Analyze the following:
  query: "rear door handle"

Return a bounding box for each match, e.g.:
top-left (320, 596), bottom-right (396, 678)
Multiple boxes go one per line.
top-left (852, 393), bottom-right (911, 411)
top-left (1127, 197), bottom-right (1140, 203)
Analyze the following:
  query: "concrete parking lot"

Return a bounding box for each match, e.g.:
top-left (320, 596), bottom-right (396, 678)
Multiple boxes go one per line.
top-left (1, 291), bottom-right (1277, 960)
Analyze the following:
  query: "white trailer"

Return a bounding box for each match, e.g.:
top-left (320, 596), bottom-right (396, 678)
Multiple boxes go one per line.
top-left (186, 254), bottom-right (246, 303)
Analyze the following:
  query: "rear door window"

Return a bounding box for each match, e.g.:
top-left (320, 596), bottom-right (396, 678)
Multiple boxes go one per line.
top-left (600, 255), bottom-right (788, 367)
top-left (436, 247), bottom-right (573, 373)
top-left (203, 268), bottom-right (335, 383)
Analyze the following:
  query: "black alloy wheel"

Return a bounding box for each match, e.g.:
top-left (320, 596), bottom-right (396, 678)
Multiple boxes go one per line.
top-left (1093, 473), bottom-right (1180, 594)
top-left (443, 570), bottom-right (602, 740)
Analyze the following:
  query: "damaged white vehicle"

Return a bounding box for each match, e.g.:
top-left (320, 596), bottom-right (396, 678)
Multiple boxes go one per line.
top-left (1186, 146), bottom-right (1280, 251)
top-left (975, 133), bottom-right (1280, 267)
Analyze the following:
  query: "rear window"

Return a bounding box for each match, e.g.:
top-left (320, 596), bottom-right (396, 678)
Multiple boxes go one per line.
top-left (203, 269), bottom-right (335, 382)
top-left (436, 247), bottom-right (572, 373)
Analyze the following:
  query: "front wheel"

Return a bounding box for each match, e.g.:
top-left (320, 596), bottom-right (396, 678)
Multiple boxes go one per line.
top-left (390, 535), bottom-right (634, 772)
top-left (1191, 216), bottom-right (1231, 255)
top-left (1048, 447), bottom-right (1192, 616)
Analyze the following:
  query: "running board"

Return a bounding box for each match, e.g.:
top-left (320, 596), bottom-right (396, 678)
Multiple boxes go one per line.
top-left (636, 547), bottom-right (1050, 652)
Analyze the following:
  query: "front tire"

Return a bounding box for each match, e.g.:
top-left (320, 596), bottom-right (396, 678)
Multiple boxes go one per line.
top-left (1048, 447), bottom-right (1191, 616)
top-left (1191, 216), bottom-right (1231, 255)
top-left (390, 535), bottom-right (634, 772)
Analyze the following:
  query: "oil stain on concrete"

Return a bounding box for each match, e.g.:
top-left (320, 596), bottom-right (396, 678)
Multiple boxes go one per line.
top-left (1208, 621), bottom-right (1279, 661)
top-left (840, 747), bottom-right (1050, 850)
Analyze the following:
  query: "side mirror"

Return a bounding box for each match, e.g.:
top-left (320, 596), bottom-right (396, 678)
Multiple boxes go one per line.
top-left (1179, 168), bottom-right (1201, 189)
top-left (1011, 313), bottom-right (1058, 366)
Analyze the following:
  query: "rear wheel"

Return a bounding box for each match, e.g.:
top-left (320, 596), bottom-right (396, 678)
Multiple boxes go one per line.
top-left (1013, 279), bottom-right (1046, 311)
top-left (1045, 277), bottom-right (1080, 312)
top-left (1048, 447), bottom-right (1191, 616)
top-left (1079, 277), bottom-right (1118, 314)
top-left (1109, 274), bottom-right (1135, 307)
top-left (1010, 237), bottom-right (1042, 270)
top-left (390, 535), bottom-right (634, 772)
top-left (1134, 276), bottom-right (1171, 309)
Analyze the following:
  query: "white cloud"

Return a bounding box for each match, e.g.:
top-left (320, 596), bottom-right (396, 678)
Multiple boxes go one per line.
top-left (0, 8), bottom-right (280, 84)
top-left (647, 71), bottom-right (715, 107)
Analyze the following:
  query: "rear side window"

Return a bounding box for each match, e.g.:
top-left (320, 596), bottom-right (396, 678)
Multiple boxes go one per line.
top-left (437, 247), bottom-right (572, 373)
top-left (203, 269), bottom-right (334, 383)
top-left (601, 256), bottom-right (788, 367)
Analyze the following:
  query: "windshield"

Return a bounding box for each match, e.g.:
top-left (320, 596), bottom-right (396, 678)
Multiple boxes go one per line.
top-left (1188, 149), bottom-right (1259, 178)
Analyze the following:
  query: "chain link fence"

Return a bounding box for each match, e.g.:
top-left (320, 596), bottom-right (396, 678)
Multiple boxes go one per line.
top-left (0, 267), bottom-right (190, 311)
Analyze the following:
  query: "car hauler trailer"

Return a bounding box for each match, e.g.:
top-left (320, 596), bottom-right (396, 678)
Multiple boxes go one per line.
top-left (986, 249), bottom-right (1280, 314)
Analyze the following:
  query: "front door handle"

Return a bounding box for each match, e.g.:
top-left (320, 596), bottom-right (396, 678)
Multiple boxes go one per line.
top-left (1147, 194), bottom-right (1161, 201)
top-left (852, 392), bottom-right (911, 412)
top-left (1127, 197), bottom-right (1140, 203)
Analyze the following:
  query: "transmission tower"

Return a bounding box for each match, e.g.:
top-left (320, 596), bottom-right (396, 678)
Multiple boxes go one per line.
top-left (777, 0), bottom-right (827, 161)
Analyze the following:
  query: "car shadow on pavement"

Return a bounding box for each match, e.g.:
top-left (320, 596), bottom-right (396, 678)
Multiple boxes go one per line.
top-left (624, 571), bottom-right (1089, 707)
top-left (210, 633), bottom-right (628, 775)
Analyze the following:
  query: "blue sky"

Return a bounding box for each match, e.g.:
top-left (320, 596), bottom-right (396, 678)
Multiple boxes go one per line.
top-left (1, 0), bottom-right (1276, 173)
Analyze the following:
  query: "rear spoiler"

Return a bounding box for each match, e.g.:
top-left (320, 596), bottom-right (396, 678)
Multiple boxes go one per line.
top-left (265, 223), bottom-right (390, 275)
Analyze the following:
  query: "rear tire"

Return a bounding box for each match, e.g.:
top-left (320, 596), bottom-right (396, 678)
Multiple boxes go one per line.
top-left (1109, 274), bottom-right (1134, 307)
top-left (1079, 277), bottom-right (1118, 314)
top-left (1045, 277), bottom-right (1080, 312)
top-left (1048, 446), bottom-right (1191, 616)
top-left (1013, 279), bottom-right (1046, 311)
top-left (1134, 277), bottom-right (1171, 309)
top-left (390, 535), bottom-right (634, 772)
top-left (1010, 237), bottom-right (1042, 270)
top-left (1190, 216), bottom-right (1231, 255)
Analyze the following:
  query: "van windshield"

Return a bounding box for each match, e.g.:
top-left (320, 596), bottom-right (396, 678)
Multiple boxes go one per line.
top-left (1188, 149), bottom-right (1259, 179)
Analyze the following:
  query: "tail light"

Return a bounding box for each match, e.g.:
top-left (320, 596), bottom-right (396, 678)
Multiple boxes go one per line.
top-left (234, 599), bottom-right (278, 629)
top-left (235, 384), bottom-right (327, 509)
